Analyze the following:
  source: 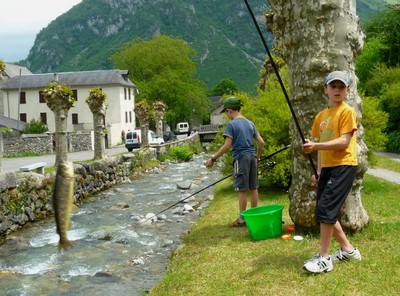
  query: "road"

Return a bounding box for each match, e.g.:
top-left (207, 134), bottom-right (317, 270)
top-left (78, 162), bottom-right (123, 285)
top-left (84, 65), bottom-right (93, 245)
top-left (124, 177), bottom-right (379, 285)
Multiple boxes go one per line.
top-left (0, 146), bottom-right (128, 173)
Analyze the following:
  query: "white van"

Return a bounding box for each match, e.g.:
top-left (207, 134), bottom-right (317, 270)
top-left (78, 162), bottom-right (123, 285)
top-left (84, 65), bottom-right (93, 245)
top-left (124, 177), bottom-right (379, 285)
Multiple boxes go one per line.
top-left (125, 129), bottom-right (164, 151)
top-left (176, 122), bottom-right (189, 134)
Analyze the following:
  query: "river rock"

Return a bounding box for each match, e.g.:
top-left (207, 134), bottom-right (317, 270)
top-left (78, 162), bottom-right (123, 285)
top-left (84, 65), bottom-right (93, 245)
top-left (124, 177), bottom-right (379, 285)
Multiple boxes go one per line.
top-left (183, 204), bottom-right (194, 212)
top-left (110, 203), bottom-right (129, 210)
top-left (177, 180), bottom-right (192, 190)
top-left (88, 230), bottom-right (112, 241)
top-left (180, 196), bottom-right (195, 203)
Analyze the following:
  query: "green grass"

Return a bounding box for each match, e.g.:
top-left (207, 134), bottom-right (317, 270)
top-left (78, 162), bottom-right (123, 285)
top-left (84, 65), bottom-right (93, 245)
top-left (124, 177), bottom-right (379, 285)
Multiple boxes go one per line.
top-left (372, 154), bottom-right (400, 173)
top-left (149, 175), bottom-right (400, 296)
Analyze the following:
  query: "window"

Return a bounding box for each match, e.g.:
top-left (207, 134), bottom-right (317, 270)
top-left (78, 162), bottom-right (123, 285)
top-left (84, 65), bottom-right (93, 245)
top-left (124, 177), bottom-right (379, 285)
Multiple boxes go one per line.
top-left (128, 88), bottom-right (131, 100)
top-left (39, 91), bottom-right (46, 103)
top-left (72, 90), bottom-right (78, 101)
top-left (40, 113), bottom-right (47, 124)
top-left (72, 113), bottom-right (78, 124)
top-left (20, 92), bottom-right (26, 104)
top-left (129, 111), bottom-right (132, 123)
top-left (125, 111), bottom-right (128, 123)
top-left (20, 113), bottom-right (27, 122)
top-left (124, 88), bottom-right (127, 100)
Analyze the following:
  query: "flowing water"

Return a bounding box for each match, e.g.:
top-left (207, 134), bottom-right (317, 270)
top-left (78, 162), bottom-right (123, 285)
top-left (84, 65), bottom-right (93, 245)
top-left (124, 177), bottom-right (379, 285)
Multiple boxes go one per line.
top-left (0, 155), bottom-right (221, 295)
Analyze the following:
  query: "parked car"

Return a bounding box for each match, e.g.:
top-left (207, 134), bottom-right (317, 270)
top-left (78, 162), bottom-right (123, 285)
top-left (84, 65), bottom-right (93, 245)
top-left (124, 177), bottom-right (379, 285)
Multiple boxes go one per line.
top-left (163, 131), bottom-right (177, 142)
top-left (125, 129), bottom-right (164, 151)
top-left (125, 130), bottom-right (140, 152)
top-left (148, 130), bottom-right (165, 146)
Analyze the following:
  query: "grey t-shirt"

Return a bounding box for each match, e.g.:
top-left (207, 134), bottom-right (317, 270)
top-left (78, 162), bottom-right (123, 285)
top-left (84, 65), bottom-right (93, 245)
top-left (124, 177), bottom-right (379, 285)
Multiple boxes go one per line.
top-left (223, 118), bottom-right (257, 160)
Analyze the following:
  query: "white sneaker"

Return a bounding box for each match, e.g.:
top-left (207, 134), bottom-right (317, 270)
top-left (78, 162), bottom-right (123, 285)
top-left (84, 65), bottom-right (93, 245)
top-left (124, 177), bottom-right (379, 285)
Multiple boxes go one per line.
top-left (303, 254), bottom-right (333, 273)
top-left (331, 248), bottom-right (361, 263)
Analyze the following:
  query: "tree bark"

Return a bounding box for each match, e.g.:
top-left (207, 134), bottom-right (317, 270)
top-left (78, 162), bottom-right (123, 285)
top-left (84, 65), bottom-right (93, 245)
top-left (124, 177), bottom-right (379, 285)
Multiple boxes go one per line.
top-left (43, 82), bottom-right (75, 167)
top-left (267, 0), bottom-right (369, 231)
top-left (153, 101), bottom-right (167, 137)
top-left (54, 109), bottom-right (69, 167)
top-left (134, 101), bottom-right (150, 146)
top-left (86, 88), bottom-right (107, 160)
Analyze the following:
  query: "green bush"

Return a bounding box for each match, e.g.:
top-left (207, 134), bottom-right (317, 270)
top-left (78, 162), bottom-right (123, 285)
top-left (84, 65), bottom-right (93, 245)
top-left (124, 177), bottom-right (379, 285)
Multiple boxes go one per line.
top-left (22, 119), bottom-right (49, 134)
top-left (165, 145), bottom-right (194, 162)
top-left (387, 130), bottom-right (400, 153)
top-left (361, 95), bottom-right (388, 154)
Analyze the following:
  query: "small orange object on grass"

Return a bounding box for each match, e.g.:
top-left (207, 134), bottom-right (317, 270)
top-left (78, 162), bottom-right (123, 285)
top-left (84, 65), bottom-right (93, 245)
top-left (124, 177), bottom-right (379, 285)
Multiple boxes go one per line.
top-left (285, 225), bottom-right (295, 232)
top-left (281, 234), bottom-right (292, 240)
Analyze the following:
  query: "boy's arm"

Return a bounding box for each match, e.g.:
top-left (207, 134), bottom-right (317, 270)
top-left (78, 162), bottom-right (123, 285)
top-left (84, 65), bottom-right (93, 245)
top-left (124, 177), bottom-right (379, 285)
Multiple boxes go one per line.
top-left (255, 133), bottom-right (264, 161)
top-left (304, 132), bottom-right (353, 153)
top-left (205, 136), bottom-right (232, 168)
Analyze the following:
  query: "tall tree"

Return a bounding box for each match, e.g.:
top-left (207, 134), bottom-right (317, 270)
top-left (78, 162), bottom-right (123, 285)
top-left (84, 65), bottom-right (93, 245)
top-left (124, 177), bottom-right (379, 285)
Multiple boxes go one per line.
top-left (42, 81), bottom-right (76, 166)
top-left (111, 35), bottom-right (211, 128)
top-left (267, 1), bottom-right (369, 231)
top-left (86, 88), bottom-right (108, 160)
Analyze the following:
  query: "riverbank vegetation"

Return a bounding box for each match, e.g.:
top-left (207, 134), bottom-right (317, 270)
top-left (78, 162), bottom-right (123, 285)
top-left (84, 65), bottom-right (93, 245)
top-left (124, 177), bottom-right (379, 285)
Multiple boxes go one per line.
top-left (148, 174), bottom-right (400, 295)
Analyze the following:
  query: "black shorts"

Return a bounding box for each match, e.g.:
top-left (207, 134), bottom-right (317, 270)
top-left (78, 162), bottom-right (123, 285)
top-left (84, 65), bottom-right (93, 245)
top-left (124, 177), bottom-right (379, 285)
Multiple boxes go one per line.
top-left (315, 165), bottom-right (357, 224)
top-left (233, 153), bottom-right (258, 192)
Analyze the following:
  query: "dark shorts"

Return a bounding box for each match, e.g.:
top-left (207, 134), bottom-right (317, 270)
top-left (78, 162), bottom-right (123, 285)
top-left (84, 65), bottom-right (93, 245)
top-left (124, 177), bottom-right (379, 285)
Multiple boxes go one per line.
top-left (315, 165), bottom-right (357, 224)
top-left (233, 153), bottom-right (258, 192)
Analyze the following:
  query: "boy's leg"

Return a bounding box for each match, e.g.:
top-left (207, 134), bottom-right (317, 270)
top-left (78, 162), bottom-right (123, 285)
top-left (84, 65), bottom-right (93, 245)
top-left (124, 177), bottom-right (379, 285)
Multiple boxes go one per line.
top-left (249, 189), bottom-right (258, 208)
top-left (238, 191), bottom-right (248, 214)
top-left (333, 221), bottom-right (354, 252)
top-left (320, 223), bottom-right (334, 257)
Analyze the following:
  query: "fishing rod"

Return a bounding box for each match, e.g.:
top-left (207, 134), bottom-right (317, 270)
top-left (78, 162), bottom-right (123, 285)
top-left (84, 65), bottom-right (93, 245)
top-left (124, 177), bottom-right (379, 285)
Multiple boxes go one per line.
top-left (146, 144), bottom-right (290, 221)
top-left (243, 0), bottom-right (318, 177)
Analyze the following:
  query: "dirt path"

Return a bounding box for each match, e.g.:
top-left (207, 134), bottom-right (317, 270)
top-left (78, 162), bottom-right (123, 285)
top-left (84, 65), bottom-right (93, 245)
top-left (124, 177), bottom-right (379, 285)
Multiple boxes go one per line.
top-left (366, 152), bottom-right (400, 184)
top-left (366, 168), bottom-right (400, 184)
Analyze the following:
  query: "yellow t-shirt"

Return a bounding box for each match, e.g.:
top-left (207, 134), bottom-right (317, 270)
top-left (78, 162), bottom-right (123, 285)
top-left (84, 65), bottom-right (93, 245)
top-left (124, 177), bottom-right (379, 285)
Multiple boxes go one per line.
top-left (311, 102), bottom-right (358, 168)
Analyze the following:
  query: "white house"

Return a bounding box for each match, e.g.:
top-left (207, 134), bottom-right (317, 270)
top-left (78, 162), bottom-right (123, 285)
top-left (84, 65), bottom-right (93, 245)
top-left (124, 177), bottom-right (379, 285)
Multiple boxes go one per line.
top-left (1, 69), bottom-right (137, 147)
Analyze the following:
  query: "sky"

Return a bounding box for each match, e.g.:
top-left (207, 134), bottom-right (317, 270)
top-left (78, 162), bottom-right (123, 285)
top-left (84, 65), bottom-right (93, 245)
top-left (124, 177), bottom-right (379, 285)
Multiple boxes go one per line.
top-left (0, 0), bottom-right (82, 63)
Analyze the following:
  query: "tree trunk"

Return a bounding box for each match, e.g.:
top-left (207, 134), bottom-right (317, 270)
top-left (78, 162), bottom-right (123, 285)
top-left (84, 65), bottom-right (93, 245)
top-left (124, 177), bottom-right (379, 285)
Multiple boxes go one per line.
top-left (86, 88), bottom-right (107, 160)
top-left (153, 101), bottom-right (167, 137)
top-left (267, 0), bottom-right (369, 231)
top-left (54, 109), bottom-right (69, 167)
top-left (93, 114), bottom-right (106, 160)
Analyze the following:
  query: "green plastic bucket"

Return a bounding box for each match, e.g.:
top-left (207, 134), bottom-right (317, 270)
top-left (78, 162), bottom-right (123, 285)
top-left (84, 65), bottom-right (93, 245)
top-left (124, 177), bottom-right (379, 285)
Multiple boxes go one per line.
top-left (241, 204), bottom-right (284, 240)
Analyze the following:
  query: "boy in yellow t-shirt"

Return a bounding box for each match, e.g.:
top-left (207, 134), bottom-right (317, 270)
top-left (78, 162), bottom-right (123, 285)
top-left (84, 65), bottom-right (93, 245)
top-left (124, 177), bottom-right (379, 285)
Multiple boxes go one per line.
top-left (302, 71), bottom-right (361, 274)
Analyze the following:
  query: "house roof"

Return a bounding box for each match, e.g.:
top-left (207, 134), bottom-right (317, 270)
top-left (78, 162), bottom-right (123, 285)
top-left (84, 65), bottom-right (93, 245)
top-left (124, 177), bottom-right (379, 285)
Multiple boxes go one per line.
top-left (209, 96), bottom-right (223, 108)
top-left (3, 63), bottom-right (32, 78)
top-left (1, 69), bottom-right (136, 90)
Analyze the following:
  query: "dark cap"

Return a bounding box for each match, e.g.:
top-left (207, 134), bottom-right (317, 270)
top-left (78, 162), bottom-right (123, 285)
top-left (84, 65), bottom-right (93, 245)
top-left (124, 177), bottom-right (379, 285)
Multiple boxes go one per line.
top-left (220, 96), bottom-right (243, 113)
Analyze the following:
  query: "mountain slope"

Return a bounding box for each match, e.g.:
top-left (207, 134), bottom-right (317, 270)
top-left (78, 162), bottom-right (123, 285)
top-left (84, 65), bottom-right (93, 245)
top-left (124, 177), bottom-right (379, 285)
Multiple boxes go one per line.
top-left (25, 0), bottom-right (396, 93)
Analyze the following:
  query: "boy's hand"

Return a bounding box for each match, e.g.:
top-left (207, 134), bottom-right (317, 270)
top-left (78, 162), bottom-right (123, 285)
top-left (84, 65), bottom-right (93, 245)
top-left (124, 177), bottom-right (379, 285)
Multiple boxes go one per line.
top-left (311, 174), bottom-right (320, 184)
top-left (205, 157), bottom-right (215, 168)
top-left (303, 139), bottom-right (315, 154)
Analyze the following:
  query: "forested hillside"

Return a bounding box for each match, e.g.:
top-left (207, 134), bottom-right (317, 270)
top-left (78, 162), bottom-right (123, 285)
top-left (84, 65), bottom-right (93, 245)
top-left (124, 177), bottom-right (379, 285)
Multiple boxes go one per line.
top-left (23, 0), bottom-right (397, 92)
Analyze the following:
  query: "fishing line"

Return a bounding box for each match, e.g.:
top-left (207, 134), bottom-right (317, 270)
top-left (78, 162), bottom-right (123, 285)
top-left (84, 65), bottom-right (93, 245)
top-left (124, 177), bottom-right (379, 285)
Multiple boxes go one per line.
top-left (243, 0), bottom-right (318, 176)
top-left (146, 145), bottom-right (290, 221)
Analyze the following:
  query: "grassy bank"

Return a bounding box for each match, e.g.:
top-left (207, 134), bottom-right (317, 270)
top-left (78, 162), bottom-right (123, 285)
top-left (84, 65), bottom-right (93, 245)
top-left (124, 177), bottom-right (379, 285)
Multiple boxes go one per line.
top-left (149, 175), bottom-right (400, 296)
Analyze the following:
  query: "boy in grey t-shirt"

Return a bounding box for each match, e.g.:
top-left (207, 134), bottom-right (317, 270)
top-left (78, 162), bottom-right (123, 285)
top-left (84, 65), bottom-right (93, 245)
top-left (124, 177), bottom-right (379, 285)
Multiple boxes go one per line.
top-left (206, 97), bottom-right (264, 227)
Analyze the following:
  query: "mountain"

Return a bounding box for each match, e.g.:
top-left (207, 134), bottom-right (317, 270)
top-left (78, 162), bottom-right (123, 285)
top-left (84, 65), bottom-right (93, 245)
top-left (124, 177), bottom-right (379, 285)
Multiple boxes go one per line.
top-left (24, 0), bottom-right (396, 93)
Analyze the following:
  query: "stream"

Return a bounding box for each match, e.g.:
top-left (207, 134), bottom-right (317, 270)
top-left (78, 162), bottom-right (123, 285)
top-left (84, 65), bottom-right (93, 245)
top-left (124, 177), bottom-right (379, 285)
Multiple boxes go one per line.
top-left (0, 154), bottom-right (221, 295)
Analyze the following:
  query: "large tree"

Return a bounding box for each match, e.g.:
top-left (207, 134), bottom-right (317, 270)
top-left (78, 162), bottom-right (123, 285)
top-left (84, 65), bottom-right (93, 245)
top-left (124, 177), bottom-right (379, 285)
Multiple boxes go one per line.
top-left (267, 1), bottom-right (369, 231)
top-left (111, 35), bottom-right (212, 128)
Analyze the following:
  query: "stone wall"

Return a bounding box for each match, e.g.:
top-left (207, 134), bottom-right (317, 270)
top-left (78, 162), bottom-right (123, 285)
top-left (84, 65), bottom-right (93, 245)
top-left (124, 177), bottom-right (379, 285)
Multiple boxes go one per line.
top-left (3, 134), bottom-right (53, 155)
top-left (2, 132), bottom-right (93, 156)
top-left (0, 148), bottom-right (157, 239)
